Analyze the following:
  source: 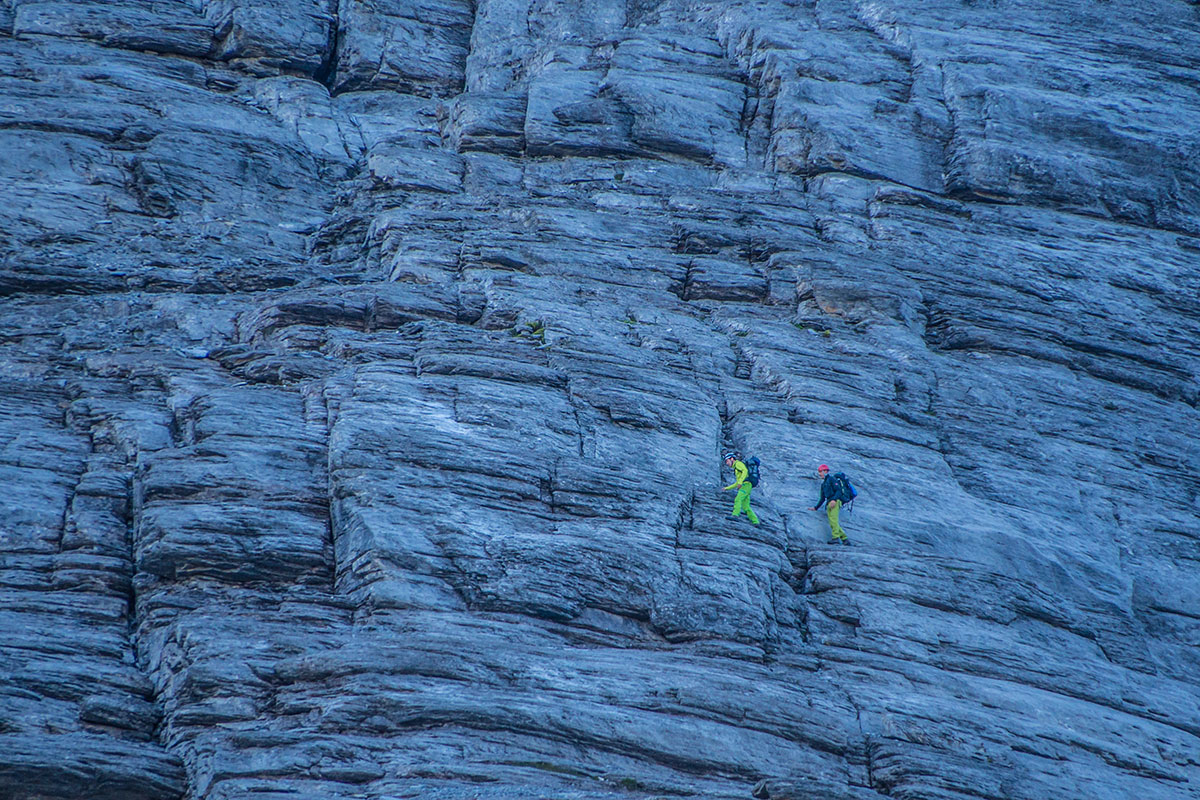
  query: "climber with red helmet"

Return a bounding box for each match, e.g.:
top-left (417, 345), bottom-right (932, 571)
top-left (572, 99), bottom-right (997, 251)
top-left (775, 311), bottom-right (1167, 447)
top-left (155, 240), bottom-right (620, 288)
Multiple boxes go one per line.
top-left (812, 464), bottom-right (851, 544)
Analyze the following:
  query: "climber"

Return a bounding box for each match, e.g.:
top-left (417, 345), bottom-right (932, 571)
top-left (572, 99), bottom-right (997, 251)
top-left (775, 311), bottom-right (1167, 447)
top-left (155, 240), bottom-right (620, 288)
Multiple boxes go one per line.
top-left (811, 464), bottom-right (851, 544)
top-left (723, 451), bottom-right (760, 525)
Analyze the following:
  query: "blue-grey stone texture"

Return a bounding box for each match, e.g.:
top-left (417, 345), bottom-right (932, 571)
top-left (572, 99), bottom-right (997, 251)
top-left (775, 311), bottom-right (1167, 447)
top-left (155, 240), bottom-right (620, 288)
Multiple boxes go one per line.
top-left (1, 1), bottom-right (1198, 798)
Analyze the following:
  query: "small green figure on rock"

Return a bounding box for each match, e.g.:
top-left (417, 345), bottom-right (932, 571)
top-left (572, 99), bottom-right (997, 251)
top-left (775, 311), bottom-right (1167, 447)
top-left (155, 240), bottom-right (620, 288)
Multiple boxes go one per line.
top-left (723, 451), bottom-right (760, 526)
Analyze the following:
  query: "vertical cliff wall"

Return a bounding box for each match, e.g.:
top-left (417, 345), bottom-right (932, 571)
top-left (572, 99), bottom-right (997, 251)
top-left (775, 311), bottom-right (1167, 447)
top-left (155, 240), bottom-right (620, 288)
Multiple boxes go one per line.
top-left (2, 1), bottom-right (1199, 798)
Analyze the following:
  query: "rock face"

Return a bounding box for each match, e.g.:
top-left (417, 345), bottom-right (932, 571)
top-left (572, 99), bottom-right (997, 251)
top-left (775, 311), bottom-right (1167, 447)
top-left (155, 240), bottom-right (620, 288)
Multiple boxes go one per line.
top-left (2, 1), bottom-right (1199, 798)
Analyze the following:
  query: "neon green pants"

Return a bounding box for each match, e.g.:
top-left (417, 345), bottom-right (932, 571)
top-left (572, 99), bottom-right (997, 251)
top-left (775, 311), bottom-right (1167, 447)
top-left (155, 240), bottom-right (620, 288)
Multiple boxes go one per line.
top-left (733, 484), bottom-right (760, 524)
top-left (827, 500), bottom-right (847, 541)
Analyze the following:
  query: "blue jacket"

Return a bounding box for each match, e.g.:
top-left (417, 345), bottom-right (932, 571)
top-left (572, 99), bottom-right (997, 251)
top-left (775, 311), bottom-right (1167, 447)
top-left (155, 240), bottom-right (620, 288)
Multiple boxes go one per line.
top-left (815, 474), bottom-right (841, 509)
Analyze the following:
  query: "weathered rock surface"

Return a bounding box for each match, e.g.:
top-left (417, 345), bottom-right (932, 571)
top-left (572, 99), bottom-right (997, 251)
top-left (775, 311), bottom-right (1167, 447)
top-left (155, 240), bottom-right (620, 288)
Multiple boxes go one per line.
top-left (1, 1), bottom-right (1198, 799)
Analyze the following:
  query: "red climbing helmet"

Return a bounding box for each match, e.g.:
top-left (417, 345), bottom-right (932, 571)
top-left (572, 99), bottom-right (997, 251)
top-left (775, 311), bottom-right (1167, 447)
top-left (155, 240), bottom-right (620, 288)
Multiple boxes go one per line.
top-left (817, 464), bottom-right (830, 472)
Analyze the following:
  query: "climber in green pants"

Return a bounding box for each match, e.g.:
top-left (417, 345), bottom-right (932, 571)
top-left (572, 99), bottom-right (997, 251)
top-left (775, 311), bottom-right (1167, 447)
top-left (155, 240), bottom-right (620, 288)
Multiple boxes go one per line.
top-left (812, 463), bottom-right (851, 544)
top-left (723, 451), bottom-right (760, 525)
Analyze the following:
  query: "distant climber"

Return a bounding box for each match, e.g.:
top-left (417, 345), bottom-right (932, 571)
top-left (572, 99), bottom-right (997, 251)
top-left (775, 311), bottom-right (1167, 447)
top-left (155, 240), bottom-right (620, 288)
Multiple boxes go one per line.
top-left (812, 464), bottom-right (855, 544)
top-left (723, 451), bottom-right (760, 525)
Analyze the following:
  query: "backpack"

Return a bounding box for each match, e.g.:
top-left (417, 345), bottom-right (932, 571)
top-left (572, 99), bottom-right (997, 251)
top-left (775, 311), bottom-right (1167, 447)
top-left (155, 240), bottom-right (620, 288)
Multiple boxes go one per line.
top-left (745, 456), bottom-right (761, 487)
top-left (833, 472), bottom-right (857, 508)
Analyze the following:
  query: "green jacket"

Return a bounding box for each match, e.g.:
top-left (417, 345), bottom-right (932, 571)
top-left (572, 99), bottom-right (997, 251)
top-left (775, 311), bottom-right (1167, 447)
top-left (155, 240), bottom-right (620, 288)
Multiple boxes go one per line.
top-left (724, 460), bottom-right (749, 491)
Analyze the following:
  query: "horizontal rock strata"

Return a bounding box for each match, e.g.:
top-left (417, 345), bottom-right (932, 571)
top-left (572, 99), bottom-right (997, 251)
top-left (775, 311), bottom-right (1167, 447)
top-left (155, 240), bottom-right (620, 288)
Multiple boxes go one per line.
top-left (1, 1), bottom-right (1198, 799)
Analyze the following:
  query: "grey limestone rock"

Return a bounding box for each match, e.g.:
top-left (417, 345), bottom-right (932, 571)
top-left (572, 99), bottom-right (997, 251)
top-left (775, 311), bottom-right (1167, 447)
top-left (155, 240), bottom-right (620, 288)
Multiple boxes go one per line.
top-left (1, 1), bottom-right (1199, 799)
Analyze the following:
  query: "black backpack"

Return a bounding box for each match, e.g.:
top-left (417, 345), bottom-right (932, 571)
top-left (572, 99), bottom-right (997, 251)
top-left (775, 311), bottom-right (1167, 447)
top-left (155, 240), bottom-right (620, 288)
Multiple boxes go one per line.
top-left (745, 456), bottom-right (761, 487)
top-left (833, 472), bottom-right (857, 507)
